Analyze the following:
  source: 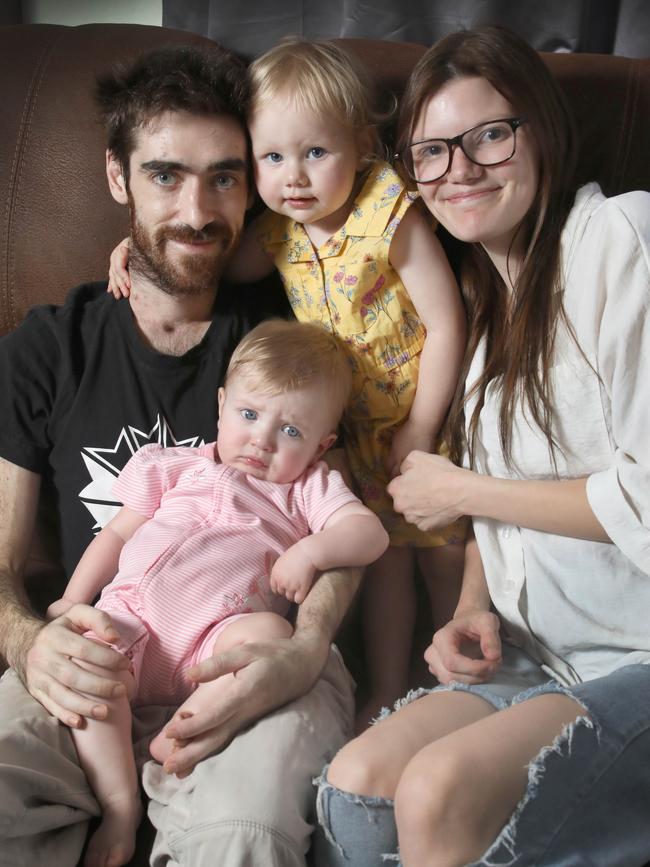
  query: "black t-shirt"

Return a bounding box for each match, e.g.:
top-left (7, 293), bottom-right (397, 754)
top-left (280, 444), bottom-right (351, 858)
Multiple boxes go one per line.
top-left (0, 279), bottom-right (289, 576)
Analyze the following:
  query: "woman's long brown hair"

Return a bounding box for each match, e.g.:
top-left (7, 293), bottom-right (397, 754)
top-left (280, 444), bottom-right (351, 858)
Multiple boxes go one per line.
top-left (396, 26), bottom-right (578, 470)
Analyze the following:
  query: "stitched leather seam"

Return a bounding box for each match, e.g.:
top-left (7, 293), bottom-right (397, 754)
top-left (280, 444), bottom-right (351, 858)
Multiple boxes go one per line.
top-left (3, 29), bottom-right (62, 331)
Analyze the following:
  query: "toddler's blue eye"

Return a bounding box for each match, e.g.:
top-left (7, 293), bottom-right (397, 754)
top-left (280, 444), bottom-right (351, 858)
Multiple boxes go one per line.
top-left (282, 424), bottom-right (301, 438)
top-left (241, 409), bottom-right (257, 420)
top-left (266, 152), bottom-right (283, 163)
top-left (308, 147), bottom-right (326, 159)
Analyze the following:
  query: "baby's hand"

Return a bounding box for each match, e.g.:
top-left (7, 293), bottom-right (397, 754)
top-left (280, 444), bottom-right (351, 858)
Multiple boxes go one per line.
top-left (270, 544), bottom-right (317, 604)
top-left (386, 420), bottom-right (434, 480)
top-left (45, 598), bottom-right (76, 621)
top-left (107, 237), bottom-right (131, 299)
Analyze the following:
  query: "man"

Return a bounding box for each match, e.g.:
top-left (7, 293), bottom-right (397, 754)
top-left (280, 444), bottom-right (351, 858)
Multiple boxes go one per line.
top-left (0, 45), bottom-right (356, 866)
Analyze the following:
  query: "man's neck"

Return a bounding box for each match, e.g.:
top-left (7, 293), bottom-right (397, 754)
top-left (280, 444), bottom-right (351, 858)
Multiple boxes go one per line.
top-left (127, 276), bottom-right (217, 357)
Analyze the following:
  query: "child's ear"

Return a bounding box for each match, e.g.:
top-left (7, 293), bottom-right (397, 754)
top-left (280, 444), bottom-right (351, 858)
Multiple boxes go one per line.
top-left (217, 387), bottom-right (226, 418)
top-left (312, 432), bottom-right (338, 463)
top-left (106, 150), bottom-right (128, 204)
top-left (355, 126), bottom-right (376, 172)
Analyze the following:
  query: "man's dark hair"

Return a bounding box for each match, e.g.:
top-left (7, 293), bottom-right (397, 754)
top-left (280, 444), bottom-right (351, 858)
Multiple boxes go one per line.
top-left (95, 44), bottom-right (249, 180)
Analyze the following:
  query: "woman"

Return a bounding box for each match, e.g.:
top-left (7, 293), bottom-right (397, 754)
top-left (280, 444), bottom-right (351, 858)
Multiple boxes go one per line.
top-left (313, 25), bottom-right (650, 867)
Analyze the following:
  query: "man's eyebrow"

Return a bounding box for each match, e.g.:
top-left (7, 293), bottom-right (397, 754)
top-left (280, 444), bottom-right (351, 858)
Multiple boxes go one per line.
top-left (139, 158), bottom-right (247, 174)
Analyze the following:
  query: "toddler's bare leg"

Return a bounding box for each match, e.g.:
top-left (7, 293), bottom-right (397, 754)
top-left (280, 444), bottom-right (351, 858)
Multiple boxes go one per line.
top-left (418, 542), bottom-right (464, 633)
top-left (71, 657), bottom-right (141, 867)
top-left (149, 612), bottom-right (293, 765)
top-left (356, 546), bottom-right (416, 733)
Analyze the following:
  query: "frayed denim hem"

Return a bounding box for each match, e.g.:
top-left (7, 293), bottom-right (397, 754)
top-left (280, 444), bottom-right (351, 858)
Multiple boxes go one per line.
top-left (314, 765), bottom-right (400, 863)
top-left (374, 681), bottom-right (512, 727)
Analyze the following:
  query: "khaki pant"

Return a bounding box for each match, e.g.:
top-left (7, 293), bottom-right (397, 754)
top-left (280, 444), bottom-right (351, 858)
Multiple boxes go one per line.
top-left (0, 647), bottom-right (354, 866)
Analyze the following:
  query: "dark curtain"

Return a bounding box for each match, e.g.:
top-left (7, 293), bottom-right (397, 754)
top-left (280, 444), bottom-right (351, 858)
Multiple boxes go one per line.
top-left (163, 0), bottom-right (649, 59)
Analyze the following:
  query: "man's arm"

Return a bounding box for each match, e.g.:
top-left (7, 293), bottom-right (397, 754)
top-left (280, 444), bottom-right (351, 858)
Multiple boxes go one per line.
top-left (161, 565), bottom-right (362, 777)
top-left (0, 457), bottom-right (131, 727)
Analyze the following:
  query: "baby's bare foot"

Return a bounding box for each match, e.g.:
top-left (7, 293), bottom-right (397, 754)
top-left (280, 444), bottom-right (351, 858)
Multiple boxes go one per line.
top-left (149, 710), bottom-right (193, 764)
top-left (84, 789), bottom-right (142, 867)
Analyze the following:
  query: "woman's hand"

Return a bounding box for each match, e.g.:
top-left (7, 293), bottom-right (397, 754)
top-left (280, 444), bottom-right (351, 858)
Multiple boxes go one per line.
top-left (387, 450), bottom-right (471, 530)
top-left (425, 610), bottom-right (502, 685)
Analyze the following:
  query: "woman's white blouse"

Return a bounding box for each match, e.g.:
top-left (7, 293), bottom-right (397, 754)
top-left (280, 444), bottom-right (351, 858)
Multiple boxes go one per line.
top-left (466, 183), bottom-right (650, 685)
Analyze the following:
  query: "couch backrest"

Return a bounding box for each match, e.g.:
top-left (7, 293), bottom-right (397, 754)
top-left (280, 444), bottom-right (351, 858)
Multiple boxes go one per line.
top-left (1, 24), bottom-right (649, 338)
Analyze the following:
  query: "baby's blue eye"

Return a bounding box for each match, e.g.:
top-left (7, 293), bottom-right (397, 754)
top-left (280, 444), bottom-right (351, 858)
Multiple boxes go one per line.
top-left (265, 152), bottom-right (283, 164)
top-left (308, 147), bottom-right (326, 159)
top-left (282, 424), bottom-right (301, 438)
top-left (241, 408), bottom-right (257, 420)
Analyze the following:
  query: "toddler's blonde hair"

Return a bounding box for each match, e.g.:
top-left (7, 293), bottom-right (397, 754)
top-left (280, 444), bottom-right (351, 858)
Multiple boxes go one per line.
top-left (225, 319), bottom-right (354, 428)
top-left (248, 37), bottom-right (385, 163)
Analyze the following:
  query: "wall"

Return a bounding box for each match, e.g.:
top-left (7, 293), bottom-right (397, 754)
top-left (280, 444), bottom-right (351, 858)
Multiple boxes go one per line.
top-left (23, 0), bottom-right (162, 26)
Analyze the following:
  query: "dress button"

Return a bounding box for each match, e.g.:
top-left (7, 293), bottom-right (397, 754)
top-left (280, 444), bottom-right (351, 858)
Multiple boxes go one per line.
top-left (500, 525), bottom-right (512, 539)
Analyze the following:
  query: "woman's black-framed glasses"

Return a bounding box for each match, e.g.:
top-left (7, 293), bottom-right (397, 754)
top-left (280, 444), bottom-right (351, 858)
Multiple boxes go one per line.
top-left (396, 117), bottom-right (527, 184)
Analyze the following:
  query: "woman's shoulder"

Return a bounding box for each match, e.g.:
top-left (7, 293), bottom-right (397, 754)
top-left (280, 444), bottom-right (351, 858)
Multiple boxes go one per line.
top-left (566, 183), bottom-right (650, 243)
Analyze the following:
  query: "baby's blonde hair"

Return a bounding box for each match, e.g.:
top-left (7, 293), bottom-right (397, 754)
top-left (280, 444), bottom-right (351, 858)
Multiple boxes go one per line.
top-left (248, 37), bottom-right (385, 163)
top-left (225, 319), bottom-right (354, 427)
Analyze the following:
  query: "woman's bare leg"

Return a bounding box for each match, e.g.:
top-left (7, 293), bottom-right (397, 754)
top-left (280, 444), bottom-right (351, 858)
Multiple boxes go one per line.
top-left (328, 688), bottom-right (496, 799)
top-left (395, 693), bottom-right (587, 867)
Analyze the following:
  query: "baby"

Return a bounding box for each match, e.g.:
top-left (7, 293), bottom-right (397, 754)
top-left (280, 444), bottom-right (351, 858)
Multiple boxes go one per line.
top-left (47, 319), bottom-right (388, 867)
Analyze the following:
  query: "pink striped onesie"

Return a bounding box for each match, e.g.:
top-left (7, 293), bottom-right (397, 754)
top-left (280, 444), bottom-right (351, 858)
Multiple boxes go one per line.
top-left (93, 442), bottom-right (359, 707)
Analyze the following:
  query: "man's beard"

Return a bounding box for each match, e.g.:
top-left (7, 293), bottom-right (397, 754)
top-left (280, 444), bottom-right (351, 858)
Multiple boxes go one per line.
top-left (128, 198), bottom-right (238, 298)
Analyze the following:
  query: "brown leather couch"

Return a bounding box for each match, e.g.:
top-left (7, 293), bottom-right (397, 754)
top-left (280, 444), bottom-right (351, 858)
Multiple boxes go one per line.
top-left (1, 22), bottom-right (649, 866)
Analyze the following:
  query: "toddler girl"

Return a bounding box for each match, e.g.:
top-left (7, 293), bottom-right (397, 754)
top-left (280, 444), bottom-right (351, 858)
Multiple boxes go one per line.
top-left (109, 38), bottom-right (466, 728)
top-left (46, 320), bottom-right (388, 867)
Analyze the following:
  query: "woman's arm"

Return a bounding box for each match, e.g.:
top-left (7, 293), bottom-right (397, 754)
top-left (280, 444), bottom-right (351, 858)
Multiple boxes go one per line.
top-left (388, 451), bottom-right (610, 542)
top-left (424, 526), bottom-right (502, 684)
top-left (387, 205), bottom-right (466, 476)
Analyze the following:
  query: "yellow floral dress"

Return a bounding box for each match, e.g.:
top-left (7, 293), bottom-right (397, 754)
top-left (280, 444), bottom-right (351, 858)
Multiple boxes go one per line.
top-left (256, 162), bottom-right (464, 546)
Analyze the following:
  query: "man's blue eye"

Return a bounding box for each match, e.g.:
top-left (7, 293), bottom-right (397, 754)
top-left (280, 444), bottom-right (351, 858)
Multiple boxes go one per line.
top-left (241, 409), bottom-right (257, 420)
top-left (214, 175), bottom-right (235, 189)
top-left (308, 147), bottom-right (326, 159)
top-left (154, 172), bottom-right (176, 185)
top-left (282, 424), bottom-right (301, 438)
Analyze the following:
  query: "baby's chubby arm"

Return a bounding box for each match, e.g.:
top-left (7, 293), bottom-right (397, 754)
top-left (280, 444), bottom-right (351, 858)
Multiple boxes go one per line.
top-left (270, 502), bottom-right (389, 604)
top-left (46, 506), bottom-right (148, 619)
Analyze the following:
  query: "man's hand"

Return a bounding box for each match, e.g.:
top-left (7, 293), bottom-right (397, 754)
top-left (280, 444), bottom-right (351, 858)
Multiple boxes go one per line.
top-left (161, 632), bottom-right (327, 777)
top-left (424, 610), bottom-right (502, 685)
top-left (18, 604), bottom-right (131, 728)
top-left (387, 450), bottom-right (470, 531)
top-left (270, 544), bottom-right (317, 604)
